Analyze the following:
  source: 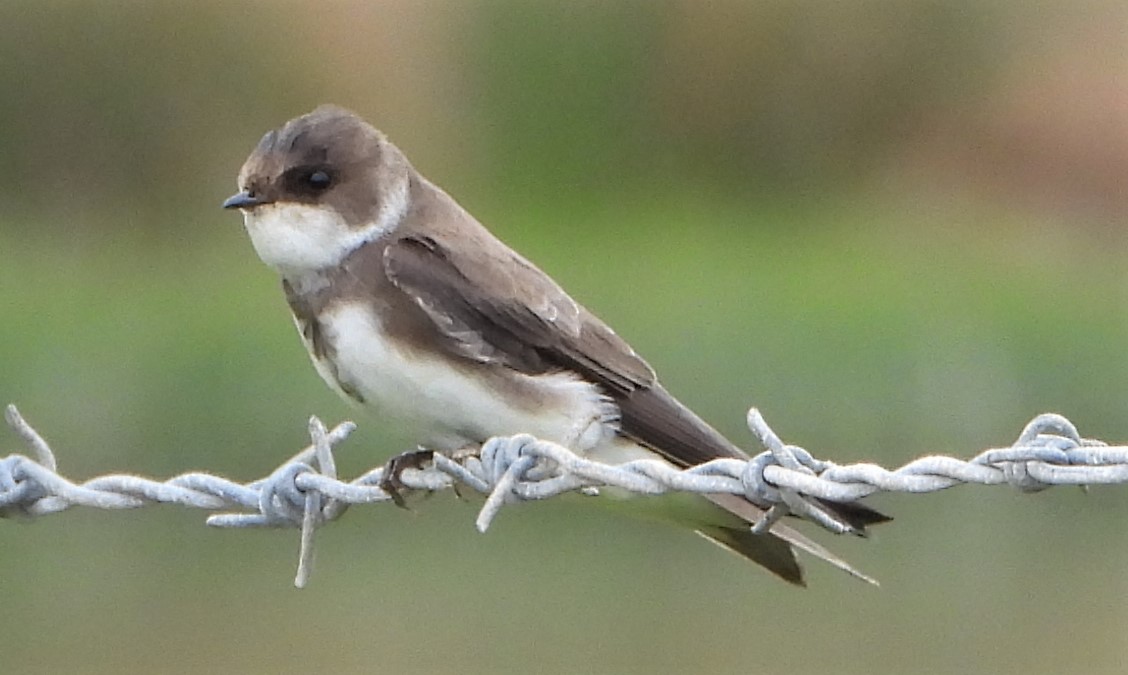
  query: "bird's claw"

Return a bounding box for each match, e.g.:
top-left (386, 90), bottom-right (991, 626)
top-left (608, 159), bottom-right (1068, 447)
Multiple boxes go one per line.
top-left (379, 448), bottom-right (435, 508)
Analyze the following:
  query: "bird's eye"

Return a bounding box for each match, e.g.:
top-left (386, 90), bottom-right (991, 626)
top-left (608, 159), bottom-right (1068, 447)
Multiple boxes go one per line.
top-left (307, 170), bottom-right (332, 190)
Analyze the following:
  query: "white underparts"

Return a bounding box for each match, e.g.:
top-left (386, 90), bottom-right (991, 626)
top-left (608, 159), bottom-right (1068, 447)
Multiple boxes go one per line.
top-left (303, 302), bottom-right (622, 454)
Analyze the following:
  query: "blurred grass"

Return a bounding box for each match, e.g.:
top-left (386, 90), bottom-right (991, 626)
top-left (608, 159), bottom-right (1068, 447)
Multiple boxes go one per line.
top-left (3, 1), bottom-right (1128, 672)
top-left (4, 190), bottom-right (1128, 673)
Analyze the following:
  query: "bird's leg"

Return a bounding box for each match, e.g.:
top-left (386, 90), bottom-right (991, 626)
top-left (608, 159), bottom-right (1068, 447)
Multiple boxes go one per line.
top-left (447, 444), bottom-right (483, 501)
top-left (379, 448), bottom-right (435, 509)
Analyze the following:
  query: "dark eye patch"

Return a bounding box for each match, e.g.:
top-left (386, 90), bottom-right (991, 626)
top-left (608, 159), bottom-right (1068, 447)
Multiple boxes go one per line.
top-left (283, 165), bottom-right (336, 197)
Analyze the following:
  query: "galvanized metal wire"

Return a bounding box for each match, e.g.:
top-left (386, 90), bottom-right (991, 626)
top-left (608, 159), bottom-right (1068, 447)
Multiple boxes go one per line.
top-left (2, 403), bottom-right (1122, 587)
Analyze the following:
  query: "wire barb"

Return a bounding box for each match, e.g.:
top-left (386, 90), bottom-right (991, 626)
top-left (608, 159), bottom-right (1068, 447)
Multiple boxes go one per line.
top-left (2, 403), bottom-right (1123, 586)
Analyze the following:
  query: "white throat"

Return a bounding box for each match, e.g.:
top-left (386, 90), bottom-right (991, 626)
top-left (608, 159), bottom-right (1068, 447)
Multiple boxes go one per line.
top-left (241, 182), bottom-right (408, 277)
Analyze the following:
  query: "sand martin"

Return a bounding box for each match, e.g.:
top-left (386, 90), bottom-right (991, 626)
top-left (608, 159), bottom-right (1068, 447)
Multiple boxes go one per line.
top-left (223, 105), bottom-right (889, 585)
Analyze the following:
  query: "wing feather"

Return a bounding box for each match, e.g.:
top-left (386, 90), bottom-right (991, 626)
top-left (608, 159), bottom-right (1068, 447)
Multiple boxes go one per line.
top-left (383, 233), bottom-right (655, 392)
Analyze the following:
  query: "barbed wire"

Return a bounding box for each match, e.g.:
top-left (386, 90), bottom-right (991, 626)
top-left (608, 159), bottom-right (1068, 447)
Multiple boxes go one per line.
top-left (2, 403), bottom-right (1124, 587)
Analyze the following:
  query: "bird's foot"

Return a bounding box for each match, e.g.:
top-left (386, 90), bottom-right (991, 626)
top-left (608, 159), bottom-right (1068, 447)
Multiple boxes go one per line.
top-left (379, 448), bottom-right (435, 509)
top-left (447, 444), bottom-right (482, 501)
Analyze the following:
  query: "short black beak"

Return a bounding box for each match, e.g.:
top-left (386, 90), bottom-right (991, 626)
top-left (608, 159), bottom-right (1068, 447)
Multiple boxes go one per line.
top-left (222, 190), bottom-right (267, 210)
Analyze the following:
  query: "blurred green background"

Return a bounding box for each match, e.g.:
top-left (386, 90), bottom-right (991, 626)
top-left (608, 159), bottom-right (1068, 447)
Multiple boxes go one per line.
top-left (3, 2), bottom-right (1128, 673)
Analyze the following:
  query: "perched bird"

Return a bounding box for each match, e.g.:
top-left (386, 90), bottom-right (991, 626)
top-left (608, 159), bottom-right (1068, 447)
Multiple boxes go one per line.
top-left (223, 105), bottom-right (889, 585)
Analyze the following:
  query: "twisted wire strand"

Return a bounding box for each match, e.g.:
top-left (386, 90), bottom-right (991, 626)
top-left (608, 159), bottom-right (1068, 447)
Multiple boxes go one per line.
top-left (2, 403), bottom-right (1120, 587)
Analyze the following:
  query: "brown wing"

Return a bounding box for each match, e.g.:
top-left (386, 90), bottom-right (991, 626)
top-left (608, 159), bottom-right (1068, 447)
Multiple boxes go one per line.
top-left (383, 230), bottom-right (771, 469)
top-left (383, 232), bottom-right (657, 394)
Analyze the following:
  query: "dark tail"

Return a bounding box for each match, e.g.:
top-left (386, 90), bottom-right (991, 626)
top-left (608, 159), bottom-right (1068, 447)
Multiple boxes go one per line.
top-left (617, 385), bottom-right (890, 582)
